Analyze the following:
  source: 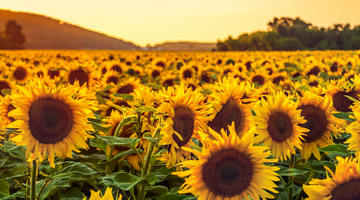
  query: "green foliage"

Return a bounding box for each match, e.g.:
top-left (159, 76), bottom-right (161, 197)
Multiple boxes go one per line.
top-left (217, 17), bottom-right (360, 51)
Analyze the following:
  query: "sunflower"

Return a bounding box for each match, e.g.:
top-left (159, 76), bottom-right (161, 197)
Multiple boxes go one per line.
top-left (249, 68), bottom-right (270, 86)
top-left (156, 84), bottom-right (210, 169)
top-left (0, 78), bottom-right (14, 97)
top-left (297, 91), bottom-right (344, 160)
top-left (326, 75), bottom-right (360, 112)
top-left (65, 62), bottom-right (98, 87)
top-left (207, 79), bottom-right (255, 138)
top-left (110, 77), bottom-right (141, 95)
top-left (8, 78), bottom-right (95, 167)
top-left (303, 156), bottom-right (360, 200)
top-left (103, 110), bottom-right (144, 171)
top-left (173, 123), bottom-right (280, 200)
top-left (84, 187), bottom-right (122, 200)
top-left (253, 92), bottom-right (308, 161)
top-left (102, 70), bottom-right (121, 86)
top-left (10, 61), bottom-right (31, 84)
top-left (0, 95), bottom-right (16, 129)
top-left (178, 64), bottom-right (196, 81)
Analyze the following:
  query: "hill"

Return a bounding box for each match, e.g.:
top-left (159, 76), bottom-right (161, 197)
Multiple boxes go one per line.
top-left (0, 9), bottom-right (141, 50)
top-left (147, 41), bottom-right (216, 51)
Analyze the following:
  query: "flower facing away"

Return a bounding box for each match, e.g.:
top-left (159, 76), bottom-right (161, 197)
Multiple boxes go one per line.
top-left (303, 156), bottom-right (360, 200)
top-left (8, 78), bottom-right (95, 167)
top-left (173, 123), bottom-right (280, 200)
top-left (253, 92), bottom-right (308, 161)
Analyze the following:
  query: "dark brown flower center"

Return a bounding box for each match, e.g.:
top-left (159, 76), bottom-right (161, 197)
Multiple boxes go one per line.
top-left (201, 73), bottom-right (210, 83)
top-left (28, 98), bottom-right (73, 144)
top-left (331, 62), bottom-right (338, 72)
top-left (156, 61), bottom-right (165, 68)
top-left (14, 67), bottom-right (27, 81)
top-left (172, 106), bottom-right (195, 148)
top-left (163, 79), bottom-right (174, 87)
top-left (101, 67), bottom-right (107, 75)
top-left (110, 64), bottom-right (122, 74)
top-left (106, 76), bottom-right (119, 85)
top-left (306, 66), bottom-right (320, 76)
top-left (48, 68), bottom-right (60, 79)
top-left (332, 91), bottom-right (360, 112)
top-left (267, 111), bottom-right (293, 142)
top-left (202, 148), bottom-right (253, 198)
top-left (298, 105), bottom-right (327, 143)
top-left (0, 81), bottom-right (11, 97)
top-left (272, 76), bottom-right (285, 85)
top-left (308, 81), bottom-right (319, 87)
top-left (182, 69), bottom-right (192, 79)
top-left (252, 75), bottom-right (265, 86)
top-left (151, 70), bottom-right (160, 78)
top-left (7, 104), bottom-right (16, 122)
top-left (330, 178), bottom-right (360, 200)
top-left (208, 98), bottom-right (245, 135)
top-left (69, 69), bottom-right (89, 86)
top-left (187, 83), bottom-right (196, 91)
top-left (117, 84), bottom-right (135, 94)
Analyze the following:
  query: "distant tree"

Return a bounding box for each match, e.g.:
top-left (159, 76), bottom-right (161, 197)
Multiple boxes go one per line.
top-left (217, 17), bottom-right (360, 51)
top-left (0, 20), bottom-right (26, 49)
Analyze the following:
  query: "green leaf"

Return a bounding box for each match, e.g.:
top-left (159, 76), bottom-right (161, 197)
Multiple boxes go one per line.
top-left (96, 135), bottom-right (140, 148)
top-left (0, 188), bottom-right (27, 200)
top-left (88, 121), bottom-right (112, 133)
top-left (143, 132), bottom-right (161, 145)
top-left (284, 181), bottom-right (294, 190)
top-left (134, 106), bottom-right (156, 112)
top-left (1, 89), bottom-right (12, 96)
top-left (114, 172), bottom-right (157, 191)
top-left (144, 83), bottom-right (163, 89)
top-left (0, 179), bottom-right (9, 195)
top-left (333, 112), bottom-right (355, 121)
top-left (103, 84), bottom-right (113, 92)
top-left (50, 161), bottom-right (98, 181)
top-left (98, 149), bottom-right (143, 169)
top-left (113, 172), bottom-right (134, 190)
top-left (155, 167), bottom-right (177, 182)
top-left (89, 137), bottom-right (109, 153)
top-left (301, 160), bottom-right (336, 175)
top-left (146, 186), bottom-right (168, 195)
top-left (112, 93), bottom-right (134, 100)
top-left (319, 144), bottom-right (352, 154)
top-left (277, 166), bottom-right (307, 176)
top-left (60, 188), bottom-right (84, 200)
top-left (0, 140), bottom-right (26, 161)
top-left (102, 174), bottom-right (116, 187)
top-left (39, 179), bottom-right (70, 200)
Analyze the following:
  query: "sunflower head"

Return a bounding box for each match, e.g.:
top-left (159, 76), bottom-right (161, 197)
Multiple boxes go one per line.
top-left (173, 123), bottom-right (280, 200)
top-left (253, 92), bottom-right (308, 161)
top-left (8, 78), bottom-right (95, 167)
top-left (304, 156), bottom-right (360, 200)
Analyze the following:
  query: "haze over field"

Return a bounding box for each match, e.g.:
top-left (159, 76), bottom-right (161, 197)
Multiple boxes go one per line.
top-left (1, 0), bottom-right (360, 47)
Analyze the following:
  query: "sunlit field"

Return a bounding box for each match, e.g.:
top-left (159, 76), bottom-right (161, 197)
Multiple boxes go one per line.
top-left (1, 50), bottom-right (360, 200)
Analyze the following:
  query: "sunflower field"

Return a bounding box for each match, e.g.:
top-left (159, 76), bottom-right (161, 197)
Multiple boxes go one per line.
top-left (0, 50), bottom-right (360, 200)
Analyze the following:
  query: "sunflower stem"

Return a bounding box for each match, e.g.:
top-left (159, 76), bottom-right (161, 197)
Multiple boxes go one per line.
top-left (106, 115), bottom-right (135, 175)
top-left (295, 172), bottom-right (314, 200)
top-left (138, 127), bottom-right (161, 200)
top-left (288, 153), bottom-right (296, 200)
top-left (30, 160), bottom-right (37, 200)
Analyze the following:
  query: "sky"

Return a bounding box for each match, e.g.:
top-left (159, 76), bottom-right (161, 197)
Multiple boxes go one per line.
top-left (1, 0), bottom-right (360, 47)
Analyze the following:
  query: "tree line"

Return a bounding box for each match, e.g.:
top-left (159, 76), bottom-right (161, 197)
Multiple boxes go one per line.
top-left (217, 17), bottom-right (360, 51)
top-left (0, 20), bottom-right (26, 49)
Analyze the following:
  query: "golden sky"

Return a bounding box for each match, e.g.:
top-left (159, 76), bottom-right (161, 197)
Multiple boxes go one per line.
top-left (2, 0), bottom-right (360, 47)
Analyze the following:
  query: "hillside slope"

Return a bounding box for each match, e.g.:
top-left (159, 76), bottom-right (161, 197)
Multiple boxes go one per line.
top-left (0, 9), bottom-right (140, 50)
